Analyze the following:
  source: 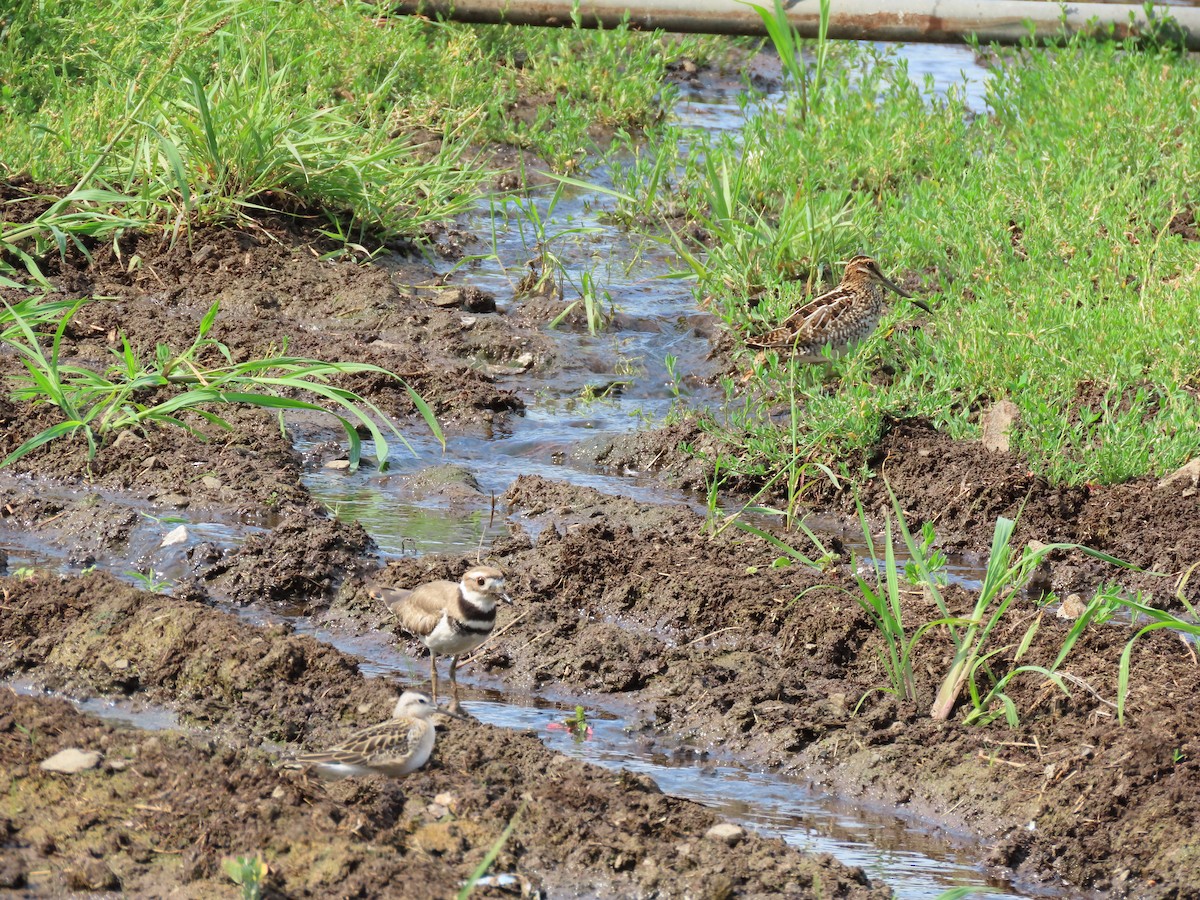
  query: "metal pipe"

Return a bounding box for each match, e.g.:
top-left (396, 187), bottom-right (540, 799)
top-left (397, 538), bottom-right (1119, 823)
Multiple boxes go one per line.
top-left (391, 0), bottom-right (1200, 50)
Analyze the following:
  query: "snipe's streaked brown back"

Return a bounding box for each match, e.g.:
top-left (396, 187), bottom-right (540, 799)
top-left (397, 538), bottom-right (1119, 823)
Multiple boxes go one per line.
top-left (745, 256), bottom-right (931, 364)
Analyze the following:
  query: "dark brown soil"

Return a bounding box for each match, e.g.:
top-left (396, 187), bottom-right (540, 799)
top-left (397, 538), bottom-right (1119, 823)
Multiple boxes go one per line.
top-left (4, 191), bottom-right (1200, 898)
top-left (0, 576), bottom-right (883, 899)
top-left (466, 475), bottom-right (1200, 897)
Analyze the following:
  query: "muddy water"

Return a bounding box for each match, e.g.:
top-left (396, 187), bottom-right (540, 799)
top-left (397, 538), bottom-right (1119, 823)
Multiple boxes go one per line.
top-left (0, 472), bottom-right (277, 581)
top-left (301, 170), bottom-right (724, 556)
top-left (7, 679), bottom-right (181, 732)
top-left (302, 41), bottom-right (995, 563)
top-left (272, 612), bottom-right (1041, 900)
top-left (466, 701), bottom-right (1038, 900)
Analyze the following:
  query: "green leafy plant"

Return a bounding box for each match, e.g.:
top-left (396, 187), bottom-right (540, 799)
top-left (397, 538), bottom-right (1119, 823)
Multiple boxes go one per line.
top-left (133, 567), bottom-right (173, 592)
top-left (127, 569), bottom-right (173, 594)
top-left (890, 485), bottom-right (1141, 723)
top-left (663, 353), bottom-right (684, 401)
top-left (504, 179), bottom-right (599, 307)
top-left (549, 268), bottom-right (613, 335)
top-left (747, 0), bottom-right (834, 119)
top-left (904, 520), bottom-right (948, 587)
top-left (1, 299), bottom-right (442, 471)
top-left (1104, 590), bottom-right (1200, 725)
top-left (14, 722), bottom-right (37, 750)
top-left (851, 497), bottom-right (969, 704)
top-left (667, 151), bottom-right (855, 298)
top-left (223, 853), bottom-right (268, 900)
top-left (729, 509), bottom-right (836, 571)
top-left (563, 705), bottom-right (591, 741)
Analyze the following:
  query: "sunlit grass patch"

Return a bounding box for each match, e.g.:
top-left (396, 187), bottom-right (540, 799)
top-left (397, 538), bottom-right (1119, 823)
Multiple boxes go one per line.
top-left (621, 31), bottom-right (1200, 488)
top-left (1, 298), bottom-right (440, 471)
top-left (0, 0), bottom-right (729, 281)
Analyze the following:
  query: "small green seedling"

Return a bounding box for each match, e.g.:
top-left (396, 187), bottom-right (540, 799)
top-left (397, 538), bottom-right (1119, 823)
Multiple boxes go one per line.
top-left (223, 853), bottom-right (268, 900)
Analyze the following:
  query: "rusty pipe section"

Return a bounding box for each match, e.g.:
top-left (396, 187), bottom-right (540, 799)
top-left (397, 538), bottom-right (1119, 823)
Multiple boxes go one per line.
top-left (390, 0), bottom-right (1200, 49)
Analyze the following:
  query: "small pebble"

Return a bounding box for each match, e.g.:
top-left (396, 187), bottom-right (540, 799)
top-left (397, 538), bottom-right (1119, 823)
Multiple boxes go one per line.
top-left (40, 748), bottom-right (102, 774)
top-left (1057, 594), bottom-right (1088, 620)
top-left (161, 525), bottom-right (189, 547)
top-left (705, 823), bottom-right (745, 847)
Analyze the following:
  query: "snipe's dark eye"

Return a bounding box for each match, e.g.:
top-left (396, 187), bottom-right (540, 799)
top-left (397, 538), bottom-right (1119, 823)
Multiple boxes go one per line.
top-left (476, 577), bottom-right (486, 586)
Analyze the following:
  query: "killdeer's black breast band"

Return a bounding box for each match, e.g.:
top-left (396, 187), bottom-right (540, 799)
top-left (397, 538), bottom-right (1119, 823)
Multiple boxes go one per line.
top-left (452, 616), bottom-right (496, 635)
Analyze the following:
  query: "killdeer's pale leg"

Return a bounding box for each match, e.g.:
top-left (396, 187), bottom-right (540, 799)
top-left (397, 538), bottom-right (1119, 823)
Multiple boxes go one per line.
top-left (428, 654), bottom-right (439, 704)
top-left (370, 565), bottom-right (512, 710)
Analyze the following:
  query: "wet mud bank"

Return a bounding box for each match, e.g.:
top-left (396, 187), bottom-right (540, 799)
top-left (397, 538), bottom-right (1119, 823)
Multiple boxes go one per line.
top-left (3, 206), bottom-right (1200, 896)
top-left (0, 575), bottom-right (885, 899)
top-left (368, 474), bottom-right (1200, 897)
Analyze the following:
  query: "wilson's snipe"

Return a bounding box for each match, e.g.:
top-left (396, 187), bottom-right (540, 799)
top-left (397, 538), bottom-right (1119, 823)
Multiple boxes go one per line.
top-left (746, 256), bottom-right (931, 363)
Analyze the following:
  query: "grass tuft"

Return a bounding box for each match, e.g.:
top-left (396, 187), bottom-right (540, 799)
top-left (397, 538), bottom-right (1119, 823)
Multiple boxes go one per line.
top-left (2, 299), bottom-right (441, 471)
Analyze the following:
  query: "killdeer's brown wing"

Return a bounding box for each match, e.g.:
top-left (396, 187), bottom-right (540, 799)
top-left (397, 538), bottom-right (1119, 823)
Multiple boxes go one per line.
top-left (372, 581), bottom-right (455, 637)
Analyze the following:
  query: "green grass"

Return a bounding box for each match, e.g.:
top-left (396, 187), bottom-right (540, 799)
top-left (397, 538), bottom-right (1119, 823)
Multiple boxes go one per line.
top-left (619, 32), bottom-right (1200, 489)
top-left (0, 0), bottom-right (729, 281)
top-left (2, 298), bottom-right (439, 471)
top-left (759, 483), bottom-right (1165, 728)
top-left (223, 852), bottom-right (268, 900)
top-left (850, 497), bottom-right (968, 706)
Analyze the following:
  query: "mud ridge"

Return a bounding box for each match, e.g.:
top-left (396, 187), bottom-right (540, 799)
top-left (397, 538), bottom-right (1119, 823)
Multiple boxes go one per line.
top-left (1, 574), bottom-right (885, 898)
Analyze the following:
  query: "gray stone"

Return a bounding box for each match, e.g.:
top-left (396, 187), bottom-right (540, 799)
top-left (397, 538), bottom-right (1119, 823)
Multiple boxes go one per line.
top-left (161, 525), bottom-right (189, 548)
top-left (704, 822), bottom-right (746, 846)
top-left (40, 748), bottom-right (102, 774)
top-left (1057, 593), bottom-right (1088, 620)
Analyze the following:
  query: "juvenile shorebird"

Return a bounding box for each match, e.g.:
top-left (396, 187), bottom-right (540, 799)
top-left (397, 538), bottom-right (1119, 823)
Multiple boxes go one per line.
top-left (745, 255), bottom-right (932, 363)
top-left (369, 566), bottom-right (511, 709)
top-left (288, 691), bottom-right (462, 778)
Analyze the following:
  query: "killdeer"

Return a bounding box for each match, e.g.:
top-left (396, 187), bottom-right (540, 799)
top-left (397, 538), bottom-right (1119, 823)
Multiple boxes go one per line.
top-left (370, 565), bottom-right (511, 709)
top-left (287, 691), bottom-right (463, 778)
top-left (745, 256), bottom-right (932, 362)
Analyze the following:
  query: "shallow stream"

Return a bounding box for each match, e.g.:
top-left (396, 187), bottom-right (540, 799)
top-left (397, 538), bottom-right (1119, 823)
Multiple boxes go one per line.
top-left (0, 42), bottom-right (1042, 899)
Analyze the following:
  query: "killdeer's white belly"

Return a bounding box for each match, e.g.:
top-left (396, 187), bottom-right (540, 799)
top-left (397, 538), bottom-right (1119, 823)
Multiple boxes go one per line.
top-left (425, 613), bottom-right (492, 657)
